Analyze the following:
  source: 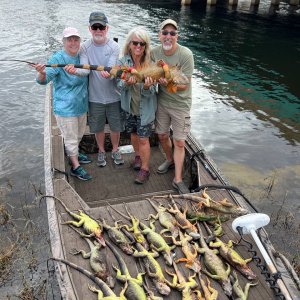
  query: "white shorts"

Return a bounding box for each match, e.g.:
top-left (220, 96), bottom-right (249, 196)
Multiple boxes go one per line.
top-left (55, 114), bottom-right (87, 156)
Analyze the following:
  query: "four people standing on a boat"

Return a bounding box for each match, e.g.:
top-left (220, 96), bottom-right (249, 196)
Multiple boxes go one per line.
top-left (34, 15), bottom-right (193, 192)
top-left (34, 27), bottom-right (92, 181)
top-left (117, 27), bottom-right (157, 184)
top-left (151, 19), bottom-right (194, 194)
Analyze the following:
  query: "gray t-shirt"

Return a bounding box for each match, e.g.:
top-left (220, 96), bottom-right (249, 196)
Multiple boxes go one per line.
top-left (77, 38), bottom-right (120, 104)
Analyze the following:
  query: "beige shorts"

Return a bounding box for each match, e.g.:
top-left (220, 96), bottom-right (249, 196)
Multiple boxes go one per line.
top-left (55, 114), bottom-right (87, 156)
top-left (155, 103), bottom-right (191, 140)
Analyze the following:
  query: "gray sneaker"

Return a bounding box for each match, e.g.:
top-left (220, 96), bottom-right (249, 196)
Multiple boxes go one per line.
top-left (172, 180), bottom-right (189, 194)
top-left (111, 149), bottom-right (124, 165)
top-left (97, 152), bottom-right (107, 167)
top-left (157, 160), bottom-right (175, 174)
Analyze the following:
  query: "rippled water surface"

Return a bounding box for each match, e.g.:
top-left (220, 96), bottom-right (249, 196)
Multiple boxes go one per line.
top-left (0, 0), bottom-right (299, 296)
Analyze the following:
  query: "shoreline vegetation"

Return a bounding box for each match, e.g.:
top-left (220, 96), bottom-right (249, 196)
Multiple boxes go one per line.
top-left (0, 178), bottom-right (299, 298)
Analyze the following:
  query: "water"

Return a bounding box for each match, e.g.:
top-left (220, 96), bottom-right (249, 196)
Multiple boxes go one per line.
top-left (0, 0), bottom-right (299, 296)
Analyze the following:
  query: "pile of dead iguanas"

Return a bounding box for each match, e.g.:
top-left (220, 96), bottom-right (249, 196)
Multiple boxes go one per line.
top-left (41, 189), bottom-right (259, 300)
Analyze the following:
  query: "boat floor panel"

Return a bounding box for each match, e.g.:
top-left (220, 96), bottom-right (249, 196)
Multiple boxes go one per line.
top-left (55, 193), bottom-right (275, 300)
top-left (70, 147), bottom-right (181, 207)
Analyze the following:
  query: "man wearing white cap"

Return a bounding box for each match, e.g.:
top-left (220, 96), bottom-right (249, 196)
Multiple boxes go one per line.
top-left (34, 27), bottom-right (92, 181)
top-left (151, 19), bottom-right (194, 194)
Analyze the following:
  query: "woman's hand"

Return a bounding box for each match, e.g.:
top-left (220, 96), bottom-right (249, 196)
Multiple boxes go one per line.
top-left (144, 77), bottom-right (155, 90)
top-left (33, 63), bottom-right (46, 74)
top-left (125, 75), bottom-right (137, 85)
top-left (33, 63), bottom-right (46, 81)
top-left (64, 64), bottom-right (77, 74)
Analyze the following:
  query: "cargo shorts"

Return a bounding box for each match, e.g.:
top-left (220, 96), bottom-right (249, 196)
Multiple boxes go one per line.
top-left (88, 101), bottom-right (124, 133)
top-left (155, 103), bottom-right (191, 140)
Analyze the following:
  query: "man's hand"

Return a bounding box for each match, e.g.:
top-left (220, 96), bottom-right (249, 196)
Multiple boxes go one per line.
top-left (100, 70), bottom-right (111, 78)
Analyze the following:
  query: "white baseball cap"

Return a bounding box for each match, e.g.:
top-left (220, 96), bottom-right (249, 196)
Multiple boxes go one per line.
top-left (62, 27), bottom-right (81, 38)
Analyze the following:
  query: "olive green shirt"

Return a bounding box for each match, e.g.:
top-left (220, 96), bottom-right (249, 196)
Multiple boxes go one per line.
top-left (151, 44), bottom-right (194, 111)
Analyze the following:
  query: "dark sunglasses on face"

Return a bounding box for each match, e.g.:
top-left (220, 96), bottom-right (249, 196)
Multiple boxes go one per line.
top-left (91, 24), bottom-right (107, 31)
top-left (131, 41), bottom-right (146, 46)
top-left (161, 30), bottom-right (177, 36)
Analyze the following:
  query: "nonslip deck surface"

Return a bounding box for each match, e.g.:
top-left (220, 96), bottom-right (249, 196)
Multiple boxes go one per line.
top-left (70, 147), bottom-right (178, 207)
top-left (53, 182), bottom-right (276, 300)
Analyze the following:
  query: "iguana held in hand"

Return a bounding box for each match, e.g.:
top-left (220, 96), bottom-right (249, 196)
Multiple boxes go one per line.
top-left (41, 195), bottom-right (106, 246)
top-left (106, 240), bottom-right (147, 300)
top-left (50, 257), bottom-right (127, 300)
top-left (146, 198), bottom-right (179, 239)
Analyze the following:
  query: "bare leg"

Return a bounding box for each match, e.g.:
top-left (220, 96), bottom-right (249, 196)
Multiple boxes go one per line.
top-left (69, 155), bottom-right (80, 169)
top-left (131, 133), bottom-right (139, 156)
top-left (173, 139), bottom-right (185, 183)
top-left (139, 137), bottom-right (150, 171)
top-left (95, 131), bottom-right (105, 153)
top-left (158, 133), bottom-right (173, 162)
top-left (110, 131), bottom-right (120, 152)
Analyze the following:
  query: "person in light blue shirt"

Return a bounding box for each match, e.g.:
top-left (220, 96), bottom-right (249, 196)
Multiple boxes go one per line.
top-left (34, 27), bottom-right (92, 181)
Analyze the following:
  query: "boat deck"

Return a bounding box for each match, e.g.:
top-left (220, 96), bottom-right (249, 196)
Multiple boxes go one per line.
top-left (50, 136), bottom-right (278, 300)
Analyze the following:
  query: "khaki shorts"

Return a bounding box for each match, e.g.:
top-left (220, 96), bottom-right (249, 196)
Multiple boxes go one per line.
top-left (155, 103), bottom-right (191, 140)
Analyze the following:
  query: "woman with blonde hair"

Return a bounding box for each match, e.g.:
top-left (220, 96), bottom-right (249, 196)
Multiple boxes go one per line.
top-left (117, 27), bottom-right (157, 184)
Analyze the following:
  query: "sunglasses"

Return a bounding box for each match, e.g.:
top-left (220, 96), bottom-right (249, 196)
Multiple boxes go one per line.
top-left (161, 30), bottom-right (177, 36)
top-left (91, 24), bottom-right (107, 31)
top-left (131, 41), bottom-right (146, 47)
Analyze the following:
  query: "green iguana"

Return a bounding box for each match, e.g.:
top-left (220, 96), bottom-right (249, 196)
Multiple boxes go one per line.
top-left (41, 195), bottom-right (106, 246)
top-left (50, 257), bottom-right (127, 300)
top-left (196, 223), bottom-right (232, 297)
top-left (106, 240), bottom-right (147, 300)
top-left (133, 243), bottom-right (171, 296)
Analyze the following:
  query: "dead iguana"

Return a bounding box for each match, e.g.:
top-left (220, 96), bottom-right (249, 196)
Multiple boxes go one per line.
top-left (166, 261), bottom-right (198, 300)
top-left (168, 230), bottom-right (202, 273)
top-left (196, 223), bottom-right (232, 297)
top-left (133, 242), bottom-right (172, 296)
top-left (69, 236), bottom-right (114, 287)
top-left (204, 222), bottom-right (256, 280)
top-left (231, 271), bottom-right (258, 300)
top-left (40, 195), bottom-right (106, 246)
top-left (50, 257), bottom-right (127, 300)
top-left (106, 240), bottom-right (147, 300)
top-left (100, 217), bottom-right (133, 255)
top-left (146, 198), bottom-right (179, 239)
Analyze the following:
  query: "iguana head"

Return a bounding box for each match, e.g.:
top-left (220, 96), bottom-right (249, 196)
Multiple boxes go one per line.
top-left (154, 280), bottom-right (171, 295)
top-left (222, 278), bottom-right (233, 297)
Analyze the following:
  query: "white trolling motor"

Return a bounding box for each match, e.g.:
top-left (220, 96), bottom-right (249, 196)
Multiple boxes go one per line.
top-left (232, 213), bottom-right (292, 300)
